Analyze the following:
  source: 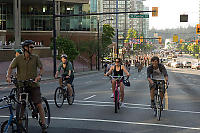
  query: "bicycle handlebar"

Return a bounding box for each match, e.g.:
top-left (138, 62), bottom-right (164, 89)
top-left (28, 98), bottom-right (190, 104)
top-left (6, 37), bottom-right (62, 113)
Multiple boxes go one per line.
top-left (0, 94), bottom-right (20, 104)
top-left (108, 75), bottom-right (129, 80)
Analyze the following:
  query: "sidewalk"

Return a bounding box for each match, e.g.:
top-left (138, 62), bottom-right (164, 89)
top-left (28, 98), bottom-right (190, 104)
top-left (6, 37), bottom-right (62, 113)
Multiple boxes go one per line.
top-left (0, 70), bottom-right (101, 87)
top-left (0, 57), bottom-right (100, 86)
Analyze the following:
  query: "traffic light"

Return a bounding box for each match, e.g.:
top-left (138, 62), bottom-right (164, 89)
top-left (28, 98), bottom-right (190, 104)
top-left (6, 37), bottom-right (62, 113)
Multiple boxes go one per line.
top-left (173, 35), bottom-right (178, 42)
top-left (158, 36), bottom-right (162, 44)
top-left (152, 7), bottom-right (158, 17)
top-left (196, 39), bottom-right (199, 44)
top-left (196, 24), bottom-right (200, 34)
top-left (180, 39), bottom-right (183, 44)
top-left (140, 36), bottom-right (143, 43)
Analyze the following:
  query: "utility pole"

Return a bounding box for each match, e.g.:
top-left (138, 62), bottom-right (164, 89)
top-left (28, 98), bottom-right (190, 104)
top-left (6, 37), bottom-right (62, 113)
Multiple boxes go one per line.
top-left (97, 19), bottom-right (100, 71)
top-left (116, 0), bottom-right (119, 58)
top-left (53, 0), bottom-right (57, 76)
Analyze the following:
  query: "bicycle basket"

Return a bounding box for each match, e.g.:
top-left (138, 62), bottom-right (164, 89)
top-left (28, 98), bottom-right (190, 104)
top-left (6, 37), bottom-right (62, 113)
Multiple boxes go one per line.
top-left (123, 79), bottom-right (130, 87)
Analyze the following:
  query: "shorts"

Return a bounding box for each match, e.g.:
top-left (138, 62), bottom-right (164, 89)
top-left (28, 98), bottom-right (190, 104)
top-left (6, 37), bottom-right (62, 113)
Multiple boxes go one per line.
top-left (62, 74), bottom-right (74, 85)
top-left (17, 86), bottom-right (42, 104)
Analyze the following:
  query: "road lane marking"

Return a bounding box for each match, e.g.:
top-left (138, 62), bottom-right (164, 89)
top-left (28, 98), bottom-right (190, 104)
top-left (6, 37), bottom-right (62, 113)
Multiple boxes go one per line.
top-left (47, 100), bottom-right (200, 114)
top-left (83, 95), bottom-right (96, 100)
top-left (49, 117), bottom-right (200, 130)
top-left (1, 115), bottom-right (200, 130)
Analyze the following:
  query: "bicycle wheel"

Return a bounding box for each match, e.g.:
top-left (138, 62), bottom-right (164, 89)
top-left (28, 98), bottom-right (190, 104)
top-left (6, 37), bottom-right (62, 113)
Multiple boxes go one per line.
top-left (16, 103), bottom-right (28, 132)
top-left (1, 120), bottom-right (27, 133)
top-left (54, 87), bottom-right (64, 108)
top-left (114, 90), bottom-right (118, 113)
top-left (156, 95), bottom-right (162, 121)
top-left (67, 85), bottom-right (75, 105)
top-left (10, 88), bottom-right (17, 110)
top-left (39, 97), bottom-right (51, 128)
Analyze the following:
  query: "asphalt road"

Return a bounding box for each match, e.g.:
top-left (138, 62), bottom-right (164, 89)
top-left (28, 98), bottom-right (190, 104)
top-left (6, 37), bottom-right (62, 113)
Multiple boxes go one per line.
top-left (0, 66), bottom-right (200, 133)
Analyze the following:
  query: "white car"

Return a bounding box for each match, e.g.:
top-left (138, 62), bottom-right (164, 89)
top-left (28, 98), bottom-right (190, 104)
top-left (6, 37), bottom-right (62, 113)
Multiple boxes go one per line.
top-left (192, 63), bottom-right (200, 70)
top-left (183, 61), bottom-right (192, 68)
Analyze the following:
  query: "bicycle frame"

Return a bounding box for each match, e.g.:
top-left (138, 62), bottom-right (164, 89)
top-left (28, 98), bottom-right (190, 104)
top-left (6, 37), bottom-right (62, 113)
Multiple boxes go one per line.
top-left (0, 103), bottom-right (15, 132)
top-left (114, 80), bottom-right (120, 103)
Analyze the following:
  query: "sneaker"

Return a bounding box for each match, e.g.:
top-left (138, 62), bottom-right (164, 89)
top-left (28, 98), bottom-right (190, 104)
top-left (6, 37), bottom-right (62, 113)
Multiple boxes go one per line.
top-left (41, 124), bottom-right (47, 133)
top-left (110, 93), bottom-right (114, 98)
top-left (120, 102), bottom-right (125, 107)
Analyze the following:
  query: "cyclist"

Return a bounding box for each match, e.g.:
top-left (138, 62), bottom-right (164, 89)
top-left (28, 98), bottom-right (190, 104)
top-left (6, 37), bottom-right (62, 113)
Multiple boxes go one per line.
top-left (147, 56), bottom-right (168, 108)
top-left (15, 49), bottom-right (23, 57)
top-left (104, 58), bottom-right (130, 107)
top-left (6, 40), bottom-right (47, 133)
top-left (55, 54), bottom-right (74, 101)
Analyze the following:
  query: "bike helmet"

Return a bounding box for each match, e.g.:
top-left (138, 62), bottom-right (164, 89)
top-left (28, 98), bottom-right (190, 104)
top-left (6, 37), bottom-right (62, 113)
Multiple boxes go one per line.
top-left (21, 40), bottom-right (35, 48)
top-left (15, 49), bottom-right (23, 54)
top-left (61, 54), bottom-right (68, 59)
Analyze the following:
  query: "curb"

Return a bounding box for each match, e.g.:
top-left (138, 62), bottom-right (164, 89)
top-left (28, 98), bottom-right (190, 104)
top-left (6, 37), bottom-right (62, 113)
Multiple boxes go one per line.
top-left (0, 70), bottom-right (102, 87)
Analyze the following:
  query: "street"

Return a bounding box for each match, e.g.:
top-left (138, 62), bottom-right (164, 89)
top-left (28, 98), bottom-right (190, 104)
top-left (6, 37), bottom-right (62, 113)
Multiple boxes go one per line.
top-left (0, 64), bottom-right (200, 133)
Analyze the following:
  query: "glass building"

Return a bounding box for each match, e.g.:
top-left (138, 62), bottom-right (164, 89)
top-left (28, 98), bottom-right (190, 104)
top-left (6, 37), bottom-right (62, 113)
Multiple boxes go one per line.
top-left (0, 0), bottom-right (96, 46)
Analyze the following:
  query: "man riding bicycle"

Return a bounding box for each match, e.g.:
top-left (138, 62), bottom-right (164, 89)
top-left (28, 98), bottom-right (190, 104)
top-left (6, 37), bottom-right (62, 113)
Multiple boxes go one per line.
top-left (147, 56), bottom-right (168, 108)
top-left (6, 40), bottom-right (47, 133)
top-left (55, 54), bottom-right (74, 101)
top-left (104, 58), bottom-right (130, 107)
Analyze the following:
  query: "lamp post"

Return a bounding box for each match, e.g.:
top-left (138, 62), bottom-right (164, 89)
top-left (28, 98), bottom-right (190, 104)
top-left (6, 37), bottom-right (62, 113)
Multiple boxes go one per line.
top-left (53, 0), bottom-right (57, 76)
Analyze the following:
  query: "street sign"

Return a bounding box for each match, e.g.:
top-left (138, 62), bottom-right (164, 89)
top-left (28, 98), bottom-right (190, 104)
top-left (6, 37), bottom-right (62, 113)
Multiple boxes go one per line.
top-left (129, 14), bottom-right (149, 18)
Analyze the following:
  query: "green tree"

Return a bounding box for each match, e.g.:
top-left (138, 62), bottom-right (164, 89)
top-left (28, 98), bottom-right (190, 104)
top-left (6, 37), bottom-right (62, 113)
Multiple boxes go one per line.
top-left (50, 36), bottom-right (79, 61)
top-left (125, 27), bottom-right (138, 44)
top-left (79, 40), bottom-right (98, 70)
top-left (101, 24), bottom-right (115, 57)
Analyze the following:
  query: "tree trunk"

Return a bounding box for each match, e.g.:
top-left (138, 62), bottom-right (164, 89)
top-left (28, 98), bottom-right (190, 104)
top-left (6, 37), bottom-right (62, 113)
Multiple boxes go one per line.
top-left (90, 56), bottom-right (93, 71)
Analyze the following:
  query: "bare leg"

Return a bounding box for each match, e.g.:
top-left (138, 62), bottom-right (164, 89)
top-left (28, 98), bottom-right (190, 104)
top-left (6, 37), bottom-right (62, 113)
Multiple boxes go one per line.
top-left (120, 82), bottom-right (124, 102)
top-left (37, 103), bottom-right (45, 125)
top-left (67, 83), bottom-right (72, 96)
top-left (112, 80), bottom-right (115, 94)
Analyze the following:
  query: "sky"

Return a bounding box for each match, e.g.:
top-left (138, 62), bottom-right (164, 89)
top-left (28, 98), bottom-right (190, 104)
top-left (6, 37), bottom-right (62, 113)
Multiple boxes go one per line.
top-left (143, 0), bottom-right (199, 30)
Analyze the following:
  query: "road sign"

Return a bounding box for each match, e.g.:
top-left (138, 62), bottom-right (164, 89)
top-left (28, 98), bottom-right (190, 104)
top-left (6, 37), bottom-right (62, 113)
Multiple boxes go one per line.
top-left (129, 14), bottom-right (149, 18)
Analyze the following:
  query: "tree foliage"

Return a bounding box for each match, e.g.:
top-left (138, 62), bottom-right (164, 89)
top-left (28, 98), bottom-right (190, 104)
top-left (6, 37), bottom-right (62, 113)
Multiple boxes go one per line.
top-left (102, 24), bottom-right (115, 56)
top-left (79, 40), bottom-right (98, 70)
top-left (50, 36), bottom-right (79, 61)
top-left (125, 27), bottom-right (138, 43)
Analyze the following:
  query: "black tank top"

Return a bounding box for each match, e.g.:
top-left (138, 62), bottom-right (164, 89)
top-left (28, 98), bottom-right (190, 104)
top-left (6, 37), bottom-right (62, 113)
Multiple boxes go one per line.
top-left (114, 65), bottom-right (123, 76)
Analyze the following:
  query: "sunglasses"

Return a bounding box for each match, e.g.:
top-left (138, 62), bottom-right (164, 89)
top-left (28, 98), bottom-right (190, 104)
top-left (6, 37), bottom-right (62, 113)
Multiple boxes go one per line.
top-left (115, 61), bottom-right (120, 63)
top-left (29, 46), bottom-right (34, 49)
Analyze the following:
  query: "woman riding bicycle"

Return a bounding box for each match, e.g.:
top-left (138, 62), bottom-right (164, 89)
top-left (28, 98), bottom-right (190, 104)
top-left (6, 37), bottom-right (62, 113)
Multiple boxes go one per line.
top-left (104, 58), bottom-right (130, 107)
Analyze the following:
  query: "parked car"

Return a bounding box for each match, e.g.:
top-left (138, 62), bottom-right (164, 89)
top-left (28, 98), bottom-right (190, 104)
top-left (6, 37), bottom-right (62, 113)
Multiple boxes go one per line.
top-left (183, 61), bottom-right (192, 68)
top-left (192, 63), bottom-right (200, 70)
top-left (171, 61), bottom-right (183, 68)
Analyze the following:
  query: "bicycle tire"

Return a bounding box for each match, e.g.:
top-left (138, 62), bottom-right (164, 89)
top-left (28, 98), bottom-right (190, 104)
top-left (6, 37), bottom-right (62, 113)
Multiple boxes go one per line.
top-left (10, 88), bottom-right (17, 110)
top-left (54, 87), bottom-right (64, 108)
top-left (114, 90), bottom-right (118, 113)
top-left (39, 97), bottom-right (51, 128)
top-left (1, 120), bottom-right (27, 133)
top-left (67, 85), bottom-right (75, 105)
top-left (16, 103), bottom-right (28, 132)
top-left (156, 95), bottom-right (162, 121)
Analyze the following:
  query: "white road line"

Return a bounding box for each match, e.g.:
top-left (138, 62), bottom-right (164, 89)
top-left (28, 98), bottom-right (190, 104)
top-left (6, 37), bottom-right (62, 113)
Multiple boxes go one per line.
top-left (47, 100), bottom-right (200, 114)
top-left (49, 117), bottom-right (200, 130)
top-left (83, 95), bottom-right (96, 100)
top-left (0, 115), bottom-right (200, 130)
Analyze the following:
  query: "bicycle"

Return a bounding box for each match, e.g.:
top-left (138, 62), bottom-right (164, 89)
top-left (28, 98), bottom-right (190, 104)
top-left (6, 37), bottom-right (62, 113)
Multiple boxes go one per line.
top-left (9, 76), bottom-right (18, 110)
top-left (108, 76), bottom-right (128, 113)
top-left (0, 94), bottom-right (27, 133)
top-left (14, 79), bottom-right (50, 132)
top-left (54, 77), bottom-right (75, 108)
top-left (152, 79), bottom-right (168, 121)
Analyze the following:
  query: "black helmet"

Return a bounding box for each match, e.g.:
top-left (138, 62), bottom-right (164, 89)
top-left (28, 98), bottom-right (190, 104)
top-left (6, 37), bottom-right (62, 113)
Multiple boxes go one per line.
top-left (61, 54), bottom-right (68, 59)
top-left (21, 40), bottom-right (35, 48)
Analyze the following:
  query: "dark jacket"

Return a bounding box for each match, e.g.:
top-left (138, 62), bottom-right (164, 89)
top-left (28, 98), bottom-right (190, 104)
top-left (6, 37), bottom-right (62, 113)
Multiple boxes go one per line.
top-left (147, 63), bottom-right (168, 78)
